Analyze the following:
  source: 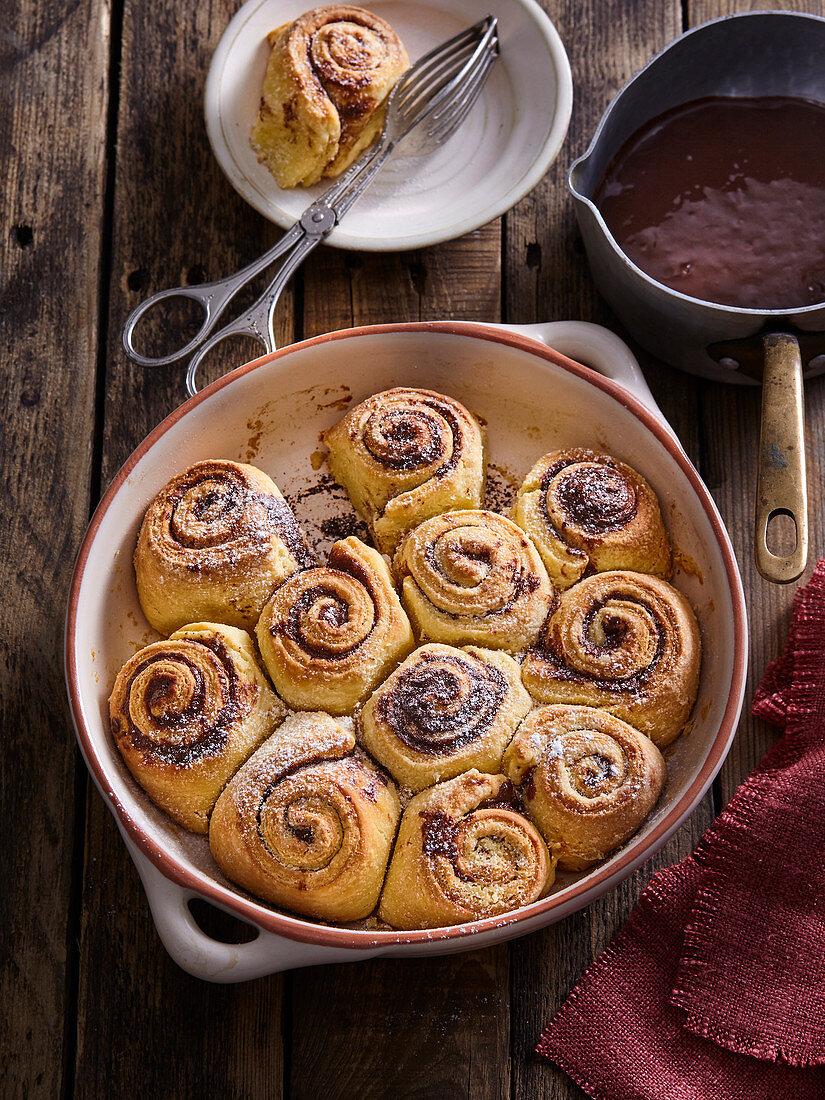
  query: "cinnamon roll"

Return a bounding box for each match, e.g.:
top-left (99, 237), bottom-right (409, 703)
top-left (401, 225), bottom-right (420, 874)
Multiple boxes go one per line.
top-left (134, 459), bottom-right (315, 636)
top-left (210, 711), bottom-right (401, 921)
top-left (512, 448), bottom-right (671, 588)
top-left (521, 571), bottom-right (701, 747)
top-left (109, 623), bottom-right (285, 833)
top-left (378, 770), bottom-right (553, 930)
top-left (251, 6), bottom-right (409, 188)
top-left (502, 705), bottom-right (666, 870)
top-left (359, 644), bottom-right (532, 791)
top-left (255, 536), bottom-right (414, 713)
top-left (323, 388), bottom-right (486, 554)
top-left (394, 510), bottom-right (554, 652)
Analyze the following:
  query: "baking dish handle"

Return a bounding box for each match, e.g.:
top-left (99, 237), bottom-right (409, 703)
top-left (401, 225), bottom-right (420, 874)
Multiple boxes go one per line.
top-left (124, 835), bottom-right (383, 982)
top-left (492, 321), bottom-right (677, 440)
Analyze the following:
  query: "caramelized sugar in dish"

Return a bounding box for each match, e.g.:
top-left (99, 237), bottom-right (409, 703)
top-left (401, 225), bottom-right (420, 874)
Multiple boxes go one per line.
top-left (594, 96), bottom-right (825, 310)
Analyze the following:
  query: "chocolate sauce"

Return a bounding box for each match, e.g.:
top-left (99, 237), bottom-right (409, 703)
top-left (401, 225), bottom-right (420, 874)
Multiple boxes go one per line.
top-left (594, 96), bottom-right (825, 310)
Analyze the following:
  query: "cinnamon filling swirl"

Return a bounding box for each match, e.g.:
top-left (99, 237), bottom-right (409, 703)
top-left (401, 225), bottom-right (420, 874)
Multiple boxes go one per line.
top-left (503, 705), bottom-right (666, 870)
top-left (548, 463), bottom-right (638, 535)
top-left (513, 448), bottom-right (671, 588)
top-left (521, 571), bottom-right (701, 747)
top-left (378, 770), bottom-right (553, 929)
top-left (109, 623), bottom-right (285, 834)
top-left (376, 652), bottom-right (507, 756)
top-left (362, 399), bottom-right (462, 474)
top-left (256, 536), bottom-right (414, 714)
top-left (117, 647), bottom-right (238, 766)
top-left (134, 459), bottom-right (314, 634)
top-left (210, 712), bottom-right (401, 921)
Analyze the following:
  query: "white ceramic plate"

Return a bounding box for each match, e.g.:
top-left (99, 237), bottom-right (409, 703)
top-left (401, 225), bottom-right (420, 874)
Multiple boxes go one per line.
top-left (66, 322), bottom-right (747, 981)
top-left (204, 0), bottom-right (573, 249)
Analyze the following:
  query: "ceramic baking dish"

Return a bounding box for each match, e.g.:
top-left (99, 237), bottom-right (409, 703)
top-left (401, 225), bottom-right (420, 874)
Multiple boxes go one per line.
top-left (65, 321), bottom-right (747, 980)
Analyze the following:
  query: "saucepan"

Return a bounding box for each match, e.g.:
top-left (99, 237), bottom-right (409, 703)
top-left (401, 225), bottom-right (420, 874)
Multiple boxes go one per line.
top-left (65, 321), bottom-right (747, 981)
top-left (569, 11), bottom-right (825, 585)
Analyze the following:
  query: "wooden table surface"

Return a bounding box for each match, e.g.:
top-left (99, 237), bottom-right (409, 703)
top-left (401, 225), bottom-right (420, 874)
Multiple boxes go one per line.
top-left (3, 0), bottom-right (825, 1096)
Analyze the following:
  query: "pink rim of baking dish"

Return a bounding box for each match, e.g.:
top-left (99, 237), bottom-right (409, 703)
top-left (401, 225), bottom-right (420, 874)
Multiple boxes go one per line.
top-left (65, 321), bottom-right (748, 949)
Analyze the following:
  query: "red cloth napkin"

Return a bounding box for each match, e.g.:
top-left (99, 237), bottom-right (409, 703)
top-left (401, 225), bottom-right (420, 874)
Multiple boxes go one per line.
top-left (536, 560), bottom-right (825, 1099)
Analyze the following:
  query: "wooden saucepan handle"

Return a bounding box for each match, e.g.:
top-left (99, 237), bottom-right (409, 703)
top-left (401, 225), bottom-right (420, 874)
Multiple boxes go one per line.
top-left (755, 333), bottom-right (808, 584)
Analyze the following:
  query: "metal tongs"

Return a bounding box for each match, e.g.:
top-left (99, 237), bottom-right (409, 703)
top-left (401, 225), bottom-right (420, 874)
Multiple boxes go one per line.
top-left (123, 16), bottom-right (500, 396)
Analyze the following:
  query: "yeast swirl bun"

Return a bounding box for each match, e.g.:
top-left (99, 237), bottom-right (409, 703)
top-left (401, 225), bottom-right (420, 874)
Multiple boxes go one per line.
top-left (512, 448), bottom-right (671, 588)
top-left (210, 712), bottom-right (401, 921)
top-left (255, 536), bottom-right (414, 713)
top-left (251, 6), bottom-right (408, 187)
top-left (503, 705), bottom-right (665, 869)
top-left (359, 643), bottom-right (532, 790)
top-left (378, 770), bottom-right (553, 929)
top-left (394, 510), bottom-right (554, 652)
top-left (134, 459), bottom-right (315, 635)
top-left (521, 571), bottom-right (701, 747)
top-left (109, 623), bottom-right (285, 833)
top-left (323, 387), bottom-right (486, 554)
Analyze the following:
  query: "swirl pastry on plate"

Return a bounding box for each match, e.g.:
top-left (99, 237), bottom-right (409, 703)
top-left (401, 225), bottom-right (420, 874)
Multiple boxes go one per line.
top-left (359, 643), bottom-right (532, 790)
top-left (323, 387), bottom-right (486, 554)
top-left (109, 623), bottom-right (285, 833)
top-left (521, 571), bottom-right (701, 747)
top-left (255, 536), bottom-right (414, 713)
top-left (394, 510), bottom-right (554, 652)
top-left (503, 705), bottom-right (666, 870)
top-left (378, 770), bottom-right (553, 929)
top-left (134, 459), bottom-right (315, 635)
top-left (210, 711), bottom-right (400, 921)
top-left (251, 6), bottom-right (409, 188)
top-left (512, 448), bottom-right (671, 588)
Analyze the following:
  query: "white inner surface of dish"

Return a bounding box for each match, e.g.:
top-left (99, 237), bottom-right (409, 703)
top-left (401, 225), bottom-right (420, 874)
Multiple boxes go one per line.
top-left (71, 330), bottom-right (737, 934)
top-left (205, 0), bottom-right (571, 248)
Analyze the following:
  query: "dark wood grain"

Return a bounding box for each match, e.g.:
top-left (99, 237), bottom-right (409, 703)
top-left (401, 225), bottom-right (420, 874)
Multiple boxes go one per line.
top-left (0, 0), bottom-right (110, 1095)
top-left (72, 1), bottom-right (289, 1095)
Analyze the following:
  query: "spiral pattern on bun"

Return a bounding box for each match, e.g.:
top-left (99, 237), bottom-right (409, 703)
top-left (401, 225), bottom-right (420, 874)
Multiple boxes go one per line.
top-left (359, 643), bottom-right (532, 790)
top-left (109, 623), bottom-right (285, 833)
top-left (512, 448), bottom-right (671, 588)
top-left (378, 770), bottom-right (553, 929)
top-left (521, 571), bottom-right (701, 747)
top-left (210, 712), bottom-right (401, 921)
top-left (256, 536), bottom-right (414, 713)
top-left (251, 6), bottom-right (408, 187)
top-left (323, 387), bottom-right (486, 554)
top-left (134, 459), bottom-right (315, 636)
top-left (394, 510), bottom-right (554, 652)
top-left (503, 705), bottom-right (666, 869)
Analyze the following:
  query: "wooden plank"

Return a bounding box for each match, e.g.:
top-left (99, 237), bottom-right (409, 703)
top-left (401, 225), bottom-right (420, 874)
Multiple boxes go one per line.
top-left (503, 4), bottom-right (703, 1097)
top-left (73, 1), bottom-right (291, 1094)
top-left (293, 222), bottom-right (511, 1097)
top-left (301, 229), bottom-right (502, 335)
top-left (0, 0), bottom-right (110, 1095)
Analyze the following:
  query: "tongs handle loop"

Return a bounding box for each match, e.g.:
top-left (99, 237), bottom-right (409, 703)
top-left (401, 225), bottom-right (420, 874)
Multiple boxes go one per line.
top-left (121, 222), bottom-right (305, 368)
top-left (184, 224), bottom-right (326, 397)
top-left (183, 148), bottom-right (396, 396)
